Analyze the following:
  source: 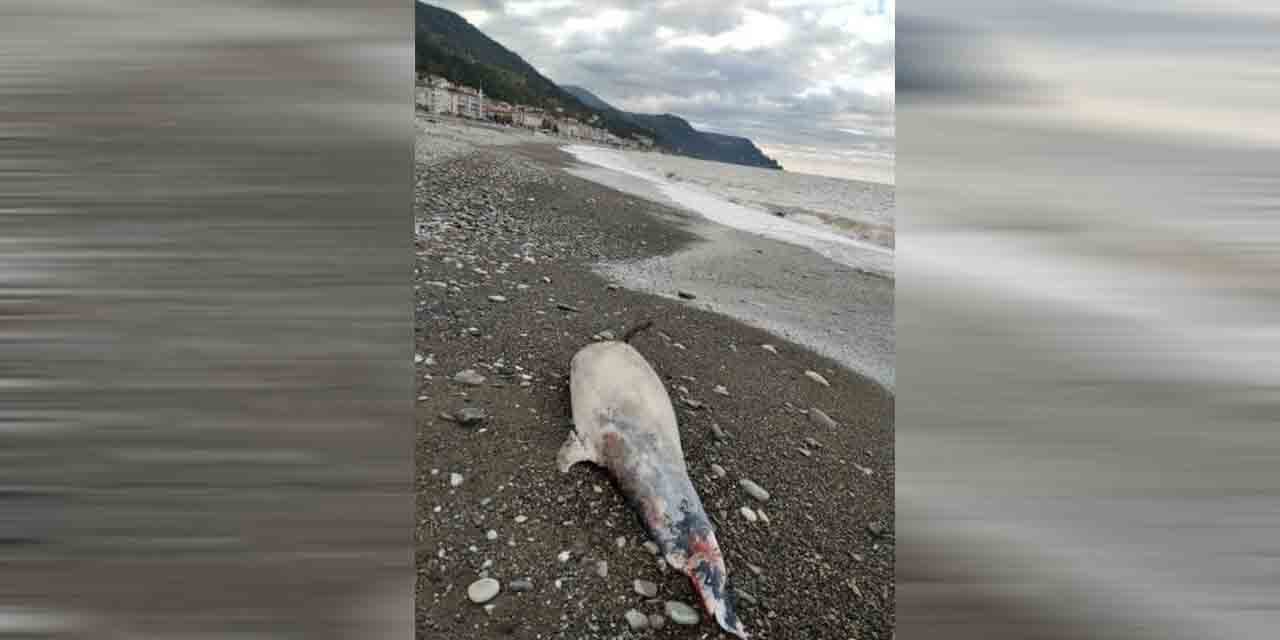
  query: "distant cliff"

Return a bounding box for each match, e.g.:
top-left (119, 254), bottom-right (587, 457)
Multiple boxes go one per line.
top-left (562, 85), bottom-right (782, 170)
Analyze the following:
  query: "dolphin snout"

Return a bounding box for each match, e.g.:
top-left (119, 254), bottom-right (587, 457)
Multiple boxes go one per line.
top-left (689, 545), bottom-right (749, 638)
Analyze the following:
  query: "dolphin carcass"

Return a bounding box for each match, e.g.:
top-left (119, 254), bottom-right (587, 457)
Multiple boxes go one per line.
top-left (558, 340), bottom-right (748, 638)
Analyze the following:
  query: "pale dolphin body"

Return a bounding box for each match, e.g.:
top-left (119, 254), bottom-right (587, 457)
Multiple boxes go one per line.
top-left (559, 341), bottom-right (748, 639)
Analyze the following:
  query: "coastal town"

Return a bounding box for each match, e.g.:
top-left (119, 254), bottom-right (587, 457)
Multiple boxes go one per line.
top-left (416, 74), bottom-right (655, 150)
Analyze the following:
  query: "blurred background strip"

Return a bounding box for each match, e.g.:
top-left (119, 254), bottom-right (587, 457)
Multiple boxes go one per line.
top-left (0, 2), bottom-right (412, 638)
top-left (898, 2), bottom-right (1280, 639)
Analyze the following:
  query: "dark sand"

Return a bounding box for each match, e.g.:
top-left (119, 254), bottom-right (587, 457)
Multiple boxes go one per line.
top-left (415, 124), bottom-right (894, 639)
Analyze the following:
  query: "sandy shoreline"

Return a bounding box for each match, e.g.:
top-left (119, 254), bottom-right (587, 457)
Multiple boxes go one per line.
top-left (557, 155), bottom-right (894, 390)
top-left (415, 116), bottom-right (894, 639)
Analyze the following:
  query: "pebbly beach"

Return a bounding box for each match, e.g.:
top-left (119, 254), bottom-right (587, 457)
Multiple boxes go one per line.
top-left (415, 115), bottom-right (894, 639)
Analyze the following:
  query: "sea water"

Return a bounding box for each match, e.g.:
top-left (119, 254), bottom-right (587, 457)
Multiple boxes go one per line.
top-left (563, 144), bottom-right (894, 277)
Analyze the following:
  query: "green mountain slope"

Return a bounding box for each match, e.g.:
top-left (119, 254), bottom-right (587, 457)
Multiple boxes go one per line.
top-left (415, 2), bottom-right (651, 141)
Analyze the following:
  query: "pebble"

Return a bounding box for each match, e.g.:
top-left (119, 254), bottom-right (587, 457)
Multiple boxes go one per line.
top-left (677, 290), bottom-right (697, 300)
top-left (737, 588), bottom-right (758, 607)
top-left (624, 609), bottom-right (649, 630)
top-left (557, 550), bottom-right (571, 563)
top-left (710, 423), bottom-right (728, 440)
top-left (485, 529), bottom-right (498, 541)
top-left (615, 535), bottom-right (627, 548)
top-left (508, 578), bottom-right (533, 592)
top-left (454, 407), bottom-right (487, 425)
top-left (797, 447), bottom-right (812, 457)
top-left (867, 522), bottom-right (887, 538)
top-left (467, 578), bottom-right (500, 604)
top-left (487, 295), bottom-right (507, 303)
top-left (804, 437), bottom-right (822, 448)
top-left (713, 384), bottom-right (730, 396)
top-left (634, 579), bottom-right (658, 598)
top-left (804, 370), bottom-right (831, 387)
top-left (466, 327), bottom-right (482, 337)
top-left (739, 478), bottom-right (771, 502)
top-left (664, 601), bottom-right (700, 625)
top-left (595, 560), bottom-right (609, 578)
top-left (556, 302), bottom-right (580, 312)
top-left (642, 541), bottom-right (660, 555)
top-left (598, 329), bottom-right (615, 340)
top-left (740, 506), bottom-right (759, 522)
top-left (710, 463), bottom-right (727, 478)
top-left (514, 515), bottom-right (528, 524)
top-left (761, 344), bottom-right (778, 354)
top-left (809, 407), bottom-right (838, 429)
top-left (449, 473), bottom-right (463, 487)
top-left (453, 369), bottom-right (486, 386)
top-left (648, 613), bottom-right (665, 629)
top-left (414, 353), bottom-right (424, 364)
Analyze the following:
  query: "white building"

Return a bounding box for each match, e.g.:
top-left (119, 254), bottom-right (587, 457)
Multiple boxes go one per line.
top-left (417, 76), bottom-right (454, 115)
top-left (453, 85), bottom-right (483, 119)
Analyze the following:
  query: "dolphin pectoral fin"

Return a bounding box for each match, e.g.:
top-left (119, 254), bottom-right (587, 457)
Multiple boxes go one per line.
top-left (556, 430), bottom-right (598, 473)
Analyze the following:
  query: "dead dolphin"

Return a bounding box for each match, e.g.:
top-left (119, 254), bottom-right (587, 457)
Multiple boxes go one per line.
top-left (558, 340), bottom-right (748, 639)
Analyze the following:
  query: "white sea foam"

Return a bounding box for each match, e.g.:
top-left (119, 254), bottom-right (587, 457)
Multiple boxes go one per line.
top-left (562, 144), bottom-right (894, 276)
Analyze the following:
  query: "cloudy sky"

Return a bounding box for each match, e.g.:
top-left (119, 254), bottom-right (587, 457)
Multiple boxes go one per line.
top-left (424, 0), bottom-right (894, 181)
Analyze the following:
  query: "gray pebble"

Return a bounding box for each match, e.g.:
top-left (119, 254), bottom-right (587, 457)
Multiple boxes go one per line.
top-left (677, 290), bottom-right (697, 300)
top-left (634, 579), bottom-right (658, 598)
top-left (804, 370), bottom-right (831, 387)
top-left (664, 601), bottom-right (700, 625)
top-left (648, 613), bottom-right (665, 629)
top-left (487, 295), bottom-right (507, 303)
top-left (739, 478), bottom-right (771, 502)
top-left (453, 369), bottom-right (486, 386)
top-left (809, 407), bottom-right (838, 429)
top-left (642, 541), bottom-right (660, 555)
top-left (467, 578), bottom-right (500, 604)
top-left (710, 422), bottom-right (728, 440)
top-left (710, 463), bottom-right (727, 478)
top-left (624, 609), bottom-right (648, 630)
top-left (508, 578), bottom-right (533, 592)
top-left (595, 560), bottom-right (608, 578)
top-left (455, 407), bottom-right (487, 425)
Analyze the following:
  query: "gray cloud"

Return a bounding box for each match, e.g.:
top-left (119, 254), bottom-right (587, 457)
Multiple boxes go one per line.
top-left (425, 0), bottom-right (894, 160)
